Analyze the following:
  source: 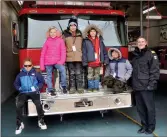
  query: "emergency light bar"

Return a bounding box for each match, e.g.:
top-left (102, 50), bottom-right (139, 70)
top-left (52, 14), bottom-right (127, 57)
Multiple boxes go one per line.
top-left (36, 1), bottom-right (111, 7)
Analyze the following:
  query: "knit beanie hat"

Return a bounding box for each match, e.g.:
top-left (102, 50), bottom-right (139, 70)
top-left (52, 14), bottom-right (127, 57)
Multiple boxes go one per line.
top-left (68, 16), bottom-right (78, 27)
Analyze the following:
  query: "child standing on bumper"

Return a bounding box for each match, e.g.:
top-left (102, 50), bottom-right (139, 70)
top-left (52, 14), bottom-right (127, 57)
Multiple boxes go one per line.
top-left (63, 16), bottom-right (84, 94)
top-left (40, 26), bottom-right (67, 96)
top-left (82, 24), bottom-right (109, 92)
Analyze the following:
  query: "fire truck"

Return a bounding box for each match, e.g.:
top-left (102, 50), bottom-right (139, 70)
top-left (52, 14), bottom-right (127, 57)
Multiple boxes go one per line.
top-left (13, 1), bottom-right (132, 120)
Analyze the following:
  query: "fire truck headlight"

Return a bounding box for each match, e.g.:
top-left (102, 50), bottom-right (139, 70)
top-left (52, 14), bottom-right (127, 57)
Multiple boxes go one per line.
top-left (43, 103), bottom-right (50, 111)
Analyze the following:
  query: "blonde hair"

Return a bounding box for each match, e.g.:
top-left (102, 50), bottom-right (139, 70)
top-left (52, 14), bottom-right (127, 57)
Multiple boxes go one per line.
top-left (46, 26), bottom-right (62, 38)
top-left (23, 57), bottom-right (33, 64)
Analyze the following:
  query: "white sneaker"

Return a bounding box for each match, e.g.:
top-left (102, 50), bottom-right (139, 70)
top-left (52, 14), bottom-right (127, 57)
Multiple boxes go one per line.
top-left (15, 122), bottom-right (24, 135)
top-left (38, 119), bottom-right (47, 130)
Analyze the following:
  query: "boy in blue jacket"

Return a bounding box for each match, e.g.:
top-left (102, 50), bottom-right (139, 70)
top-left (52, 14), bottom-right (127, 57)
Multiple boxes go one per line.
top-left (14, 58), bottom-right (47, 135)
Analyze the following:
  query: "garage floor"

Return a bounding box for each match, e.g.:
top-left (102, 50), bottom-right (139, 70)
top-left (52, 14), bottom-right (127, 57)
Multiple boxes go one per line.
top-left (1, 82), bottom-right (167, 137)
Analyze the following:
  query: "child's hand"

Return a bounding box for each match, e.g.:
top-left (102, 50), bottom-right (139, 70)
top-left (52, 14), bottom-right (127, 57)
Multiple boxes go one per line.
top-left (40, 68), bottom-right (45, 71)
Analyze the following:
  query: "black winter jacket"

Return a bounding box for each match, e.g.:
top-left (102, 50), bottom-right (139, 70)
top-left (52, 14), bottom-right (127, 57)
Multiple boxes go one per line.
top-left (82, 37), bottom-right (109, 66)
top-left (131, 47), bottom-right (160, 91)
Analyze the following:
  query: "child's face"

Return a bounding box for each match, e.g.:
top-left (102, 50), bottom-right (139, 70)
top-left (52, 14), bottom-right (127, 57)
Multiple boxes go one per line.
top-left (90, 29), bottom-right (97, 38)
top-left (112, 51), bottom-right (119, 59)
top-left (69, 24), bottom-right (77, 32)
top-left (49, 29), bottom-right (57, 38)
top-left (137, 38), bottom-right (147, 49)
top-left (24, 61), bottom-right (33, 72)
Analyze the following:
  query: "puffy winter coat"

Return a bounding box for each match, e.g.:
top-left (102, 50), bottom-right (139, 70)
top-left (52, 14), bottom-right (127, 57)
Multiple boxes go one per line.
top-left (82, 24), bottom-right (109, 66)
top-left (63, 29), bottom-right (83, 62)
top-left (40, 37), bottom-right (66, 71)
top-left (104, 48), bottom-right (133, 82)
top-left (14, 68), bottom-right (44, 93)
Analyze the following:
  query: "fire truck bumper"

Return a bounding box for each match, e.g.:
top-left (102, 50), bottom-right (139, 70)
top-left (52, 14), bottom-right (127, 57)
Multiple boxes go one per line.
top-left (26, 91), bottom-right (133, 116)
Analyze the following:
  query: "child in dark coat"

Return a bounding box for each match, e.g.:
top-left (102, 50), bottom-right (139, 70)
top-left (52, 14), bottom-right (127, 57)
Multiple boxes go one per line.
top-left (82, 24), bottom-right (109, 92)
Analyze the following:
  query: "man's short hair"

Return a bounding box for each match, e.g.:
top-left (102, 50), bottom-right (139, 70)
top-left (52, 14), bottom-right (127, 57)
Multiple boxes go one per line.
top-left (137, 36), bottom-right (147, 42)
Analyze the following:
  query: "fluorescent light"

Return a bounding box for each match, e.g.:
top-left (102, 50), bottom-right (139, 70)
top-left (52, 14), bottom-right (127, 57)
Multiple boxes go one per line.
top-left (143, 6), bottom-right (156, 14)
top-left (146, 15), bottom-right (162, 19)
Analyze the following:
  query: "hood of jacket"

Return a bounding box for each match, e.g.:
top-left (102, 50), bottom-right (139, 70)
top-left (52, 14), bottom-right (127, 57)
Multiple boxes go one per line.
top-left (108, 48), bottom-right (122, 60)
top-left (83, 24), bottom-right (103, 39)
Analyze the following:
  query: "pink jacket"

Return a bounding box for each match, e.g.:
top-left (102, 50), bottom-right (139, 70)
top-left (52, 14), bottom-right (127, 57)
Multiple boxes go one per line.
top-left (40, 37), bottom-right (66, 71)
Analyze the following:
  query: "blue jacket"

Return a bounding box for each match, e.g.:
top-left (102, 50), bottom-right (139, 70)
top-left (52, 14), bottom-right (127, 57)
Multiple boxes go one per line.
top-left (14, 68), bottom-right (44, 93)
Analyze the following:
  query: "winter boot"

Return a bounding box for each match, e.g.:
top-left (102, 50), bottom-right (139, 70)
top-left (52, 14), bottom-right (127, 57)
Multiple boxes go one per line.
top-left (62, 86), bottom-right (68, 94)
top-left (47, 89), bottom-right (57, 96)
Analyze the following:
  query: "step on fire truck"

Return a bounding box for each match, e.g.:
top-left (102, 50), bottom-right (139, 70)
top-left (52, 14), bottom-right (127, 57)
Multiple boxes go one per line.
top-left (13, 1), bottom-right (132, 120)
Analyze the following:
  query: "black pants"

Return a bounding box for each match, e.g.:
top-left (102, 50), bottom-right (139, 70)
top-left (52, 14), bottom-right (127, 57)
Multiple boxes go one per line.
top-left (135, 90), bottom-right (156, 130)
top-left (67, 62), bottom-right (84, 90)
top-left (16, 92), bottom-right (44, 124)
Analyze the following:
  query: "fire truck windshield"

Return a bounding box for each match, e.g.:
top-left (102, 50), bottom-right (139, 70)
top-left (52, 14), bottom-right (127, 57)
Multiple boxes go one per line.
top-left (19, 14), bottom-right (127, 49)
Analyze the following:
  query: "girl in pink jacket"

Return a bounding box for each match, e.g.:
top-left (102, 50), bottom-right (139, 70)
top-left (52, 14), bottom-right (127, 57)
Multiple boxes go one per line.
top-left (40, 26), bottom-right (67, 96)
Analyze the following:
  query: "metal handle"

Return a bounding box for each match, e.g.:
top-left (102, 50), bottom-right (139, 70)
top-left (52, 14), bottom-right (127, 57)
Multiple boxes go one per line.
top-left (11, 21), bottom-right (19, 54)
top-left (74, 100), bottom-right (93, 108)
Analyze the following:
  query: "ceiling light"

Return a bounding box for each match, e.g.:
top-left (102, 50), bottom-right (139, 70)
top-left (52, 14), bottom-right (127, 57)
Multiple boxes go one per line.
top-left (143, 6), bottom-right (156, 14)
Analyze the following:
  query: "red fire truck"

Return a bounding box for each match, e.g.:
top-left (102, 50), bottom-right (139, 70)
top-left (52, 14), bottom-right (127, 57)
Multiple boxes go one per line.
top-left (13, 1), bottom-right (132, 120)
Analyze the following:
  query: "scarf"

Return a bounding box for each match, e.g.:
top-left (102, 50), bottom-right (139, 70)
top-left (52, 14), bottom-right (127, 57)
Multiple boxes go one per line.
top-left (88, 36), bottom-right (101, 67)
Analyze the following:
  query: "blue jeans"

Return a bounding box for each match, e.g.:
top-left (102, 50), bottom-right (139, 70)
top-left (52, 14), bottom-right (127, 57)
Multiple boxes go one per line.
top-left (45, 64), bottom-right (66, 91)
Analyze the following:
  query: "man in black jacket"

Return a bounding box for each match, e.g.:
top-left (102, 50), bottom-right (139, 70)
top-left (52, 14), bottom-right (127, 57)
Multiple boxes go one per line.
top-left (131, 37), bottom-right (160, 134)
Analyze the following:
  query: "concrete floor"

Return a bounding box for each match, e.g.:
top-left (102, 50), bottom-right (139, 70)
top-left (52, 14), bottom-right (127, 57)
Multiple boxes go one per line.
top-left (1, 82), bottom-right (167, 137)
